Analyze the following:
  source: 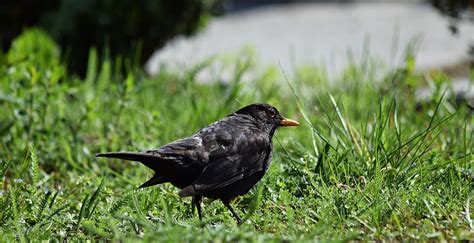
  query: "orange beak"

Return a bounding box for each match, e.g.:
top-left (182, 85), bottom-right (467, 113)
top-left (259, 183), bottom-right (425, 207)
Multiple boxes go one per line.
top-left (279, 118), bottom-right (300, 126)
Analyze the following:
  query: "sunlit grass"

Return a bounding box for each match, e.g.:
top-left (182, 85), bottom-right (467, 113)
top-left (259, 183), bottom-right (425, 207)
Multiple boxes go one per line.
top-left (0, 30), bottom-right (472, 241)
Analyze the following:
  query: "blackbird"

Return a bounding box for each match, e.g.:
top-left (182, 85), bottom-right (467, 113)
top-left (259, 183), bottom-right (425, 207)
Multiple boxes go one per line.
top-left (96, 103), bottom-right (299, 223)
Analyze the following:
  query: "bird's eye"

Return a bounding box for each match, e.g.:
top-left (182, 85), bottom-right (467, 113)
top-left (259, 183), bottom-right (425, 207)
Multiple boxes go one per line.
top-left (267, 109), bottom-right (276, 118)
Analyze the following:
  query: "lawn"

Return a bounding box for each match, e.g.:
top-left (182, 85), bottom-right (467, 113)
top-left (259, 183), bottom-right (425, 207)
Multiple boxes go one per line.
top-left (0, 29), bottom-right (473, 241)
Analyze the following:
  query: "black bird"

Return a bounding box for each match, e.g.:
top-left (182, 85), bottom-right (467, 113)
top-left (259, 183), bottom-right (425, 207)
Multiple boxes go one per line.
top-left (96, 103), bottom-right (299, 223)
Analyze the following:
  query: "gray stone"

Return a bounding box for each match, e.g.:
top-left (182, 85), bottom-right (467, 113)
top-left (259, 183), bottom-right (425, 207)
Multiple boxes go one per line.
top-left (146, 2), bottom-right (472, 80)
top-left (416, 78), bottom-right (474, 109)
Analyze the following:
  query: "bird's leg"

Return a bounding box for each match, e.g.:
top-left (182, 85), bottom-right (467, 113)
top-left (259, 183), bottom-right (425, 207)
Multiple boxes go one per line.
top-left (222, 200), bottom-right (242, 224)
top-left (192, 196), bottom-right (203, 221)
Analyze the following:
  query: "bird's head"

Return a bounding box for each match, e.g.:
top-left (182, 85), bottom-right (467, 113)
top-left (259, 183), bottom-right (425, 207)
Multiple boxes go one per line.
top-left (235, 103), bottom-right (300, 135)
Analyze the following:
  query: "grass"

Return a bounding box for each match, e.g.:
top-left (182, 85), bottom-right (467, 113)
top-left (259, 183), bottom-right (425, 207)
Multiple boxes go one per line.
top-left (0, 29), bottom-right (473, 241)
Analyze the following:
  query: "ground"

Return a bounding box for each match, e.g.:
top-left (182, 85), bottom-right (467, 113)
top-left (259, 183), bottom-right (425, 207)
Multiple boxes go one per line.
top-left (0, 32), bottom-right (473, 241)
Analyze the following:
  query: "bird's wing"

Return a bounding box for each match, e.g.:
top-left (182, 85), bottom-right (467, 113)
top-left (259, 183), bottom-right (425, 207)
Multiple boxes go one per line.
top-left (142, 135), bottom-right (210, 171)
top-left (188, 125), bottom-right (271, 195)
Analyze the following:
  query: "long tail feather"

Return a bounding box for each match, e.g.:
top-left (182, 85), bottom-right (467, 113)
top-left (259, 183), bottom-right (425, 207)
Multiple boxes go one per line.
top-left (138, 174), bottom-right (168, 189)
top-left (96, 152), bottom-right (157, 162)
top-left (96, 151), bottom-right (162, 170)
top-left (97, 152), bottom-right (170, 188)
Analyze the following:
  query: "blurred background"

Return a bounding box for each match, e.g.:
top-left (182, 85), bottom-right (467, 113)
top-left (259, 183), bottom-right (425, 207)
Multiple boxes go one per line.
top-left (0, 0), bottom-right (473, 105)
top-left (1, 0), bottom-right (473, 77)
top-left (148, 0), bottom-right (473, 82)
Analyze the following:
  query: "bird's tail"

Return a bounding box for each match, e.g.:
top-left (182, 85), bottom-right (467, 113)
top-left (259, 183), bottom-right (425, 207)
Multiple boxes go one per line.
top-left (96, 152), bottom-right (157, 162)
top-left (96, 152), bottom-right (162, 171)
top-left (96, 152), bottom-right (169, 188)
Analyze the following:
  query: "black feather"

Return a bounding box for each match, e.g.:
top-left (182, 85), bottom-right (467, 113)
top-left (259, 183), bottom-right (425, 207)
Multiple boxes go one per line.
top-left (96, 152), bottom-right (157, 162)
top-left (96, 103), bottom-right (299, 223)
top-left (138, 174), bottom-right (168, 188)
